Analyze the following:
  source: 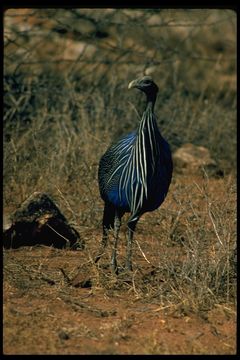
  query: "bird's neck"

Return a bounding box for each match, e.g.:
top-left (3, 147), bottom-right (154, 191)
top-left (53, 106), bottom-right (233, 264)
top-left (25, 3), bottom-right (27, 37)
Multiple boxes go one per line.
top-left (136, 98), bottom-right (161, 156)
top-left (138, 99), bottom-right (158, 134)
top-left (144, 100), bottom-right (157, 124)
top-left (145, 101), bottom-right (154, 113)
top-left (131, 97), bottom-right (161, 201)
top-left (146, 96), bottom-right (156, 112)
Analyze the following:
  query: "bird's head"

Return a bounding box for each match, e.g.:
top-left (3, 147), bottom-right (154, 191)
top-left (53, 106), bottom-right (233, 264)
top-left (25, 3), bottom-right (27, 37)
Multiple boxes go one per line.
top-left (128, 76), bottom-right (159, 100)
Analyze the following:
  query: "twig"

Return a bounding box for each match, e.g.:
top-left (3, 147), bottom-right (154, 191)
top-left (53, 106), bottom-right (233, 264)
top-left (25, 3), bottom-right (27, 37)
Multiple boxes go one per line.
top-left (46, 223), bottom-right (70, 247)
top-left (128, 101), bottom-right (141, 121)
top-left (135, 238), bottom-right (151, 264)
top-left (59, 267), bottom-right (71, 284)
top-left (55, 187), bottom-right (76, 220)
top-left (132, 269), bottom-right (140, 297)
top-left (208, 203), bottom-right (224, 247)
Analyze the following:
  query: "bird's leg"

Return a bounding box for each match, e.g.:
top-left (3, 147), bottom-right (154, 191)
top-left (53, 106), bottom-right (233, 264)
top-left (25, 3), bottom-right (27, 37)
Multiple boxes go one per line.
top-left (95, 203), bottom-right (114, 264)
top-left (111, 211), bottom-right (121, 273)
top-left (95, 226), bottom-right (108, 264)
top-left (125, 219), bottom-right (137, 271)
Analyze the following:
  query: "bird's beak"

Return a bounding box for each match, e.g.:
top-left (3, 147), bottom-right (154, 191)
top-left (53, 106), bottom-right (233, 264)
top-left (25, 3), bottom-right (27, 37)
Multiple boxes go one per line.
top-left (128, 79), bottom-right (139, 90)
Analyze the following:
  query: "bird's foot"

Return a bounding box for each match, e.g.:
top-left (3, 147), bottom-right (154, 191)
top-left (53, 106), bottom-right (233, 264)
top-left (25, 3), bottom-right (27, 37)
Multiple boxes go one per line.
top-left (125, 261), bottom-right (133, 272)
top-left (110, 258), bottom-right (118, 275)
top-left (111, 264), bottom-right (119, 275)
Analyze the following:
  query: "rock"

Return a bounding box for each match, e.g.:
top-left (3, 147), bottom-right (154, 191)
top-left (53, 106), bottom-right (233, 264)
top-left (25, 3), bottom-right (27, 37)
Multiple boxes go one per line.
top-left (172, 143), bottom-right (222, 176)
top-left (3, 192), bottom-right (84, 250)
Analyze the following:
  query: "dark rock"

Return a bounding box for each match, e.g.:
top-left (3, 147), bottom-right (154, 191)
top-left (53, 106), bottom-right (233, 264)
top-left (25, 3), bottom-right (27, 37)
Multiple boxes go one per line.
top-left (3, 192), bottom-right (84, 250)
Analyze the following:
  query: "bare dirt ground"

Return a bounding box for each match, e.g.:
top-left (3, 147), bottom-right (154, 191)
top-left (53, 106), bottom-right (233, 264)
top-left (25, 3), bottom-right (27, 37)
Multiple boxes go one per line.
top-left (3, 175), bottom-right (236, 355)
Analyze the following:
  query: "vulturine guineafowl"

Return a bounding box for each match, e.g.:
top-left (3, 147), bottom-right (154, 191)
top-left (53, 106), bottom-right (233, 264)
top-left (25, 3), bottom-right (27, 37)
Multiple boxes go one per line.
top-left (95, 76), bottom-right (173, 273)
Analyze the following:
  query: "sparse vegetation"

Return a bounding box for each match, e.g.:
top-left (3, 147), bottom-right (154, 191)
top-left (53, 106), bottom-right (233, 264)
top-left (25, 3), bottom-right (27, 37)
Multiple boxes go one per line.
top-left (3, 9), bottom-right (236, 355)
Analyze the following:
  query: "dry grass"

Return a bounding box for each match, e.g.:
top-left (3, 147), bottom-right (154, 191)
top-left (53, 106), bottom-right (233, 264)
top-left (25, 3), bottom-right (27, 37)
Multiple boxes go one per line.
top-left (3, 9), bottom-right (236, 355)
